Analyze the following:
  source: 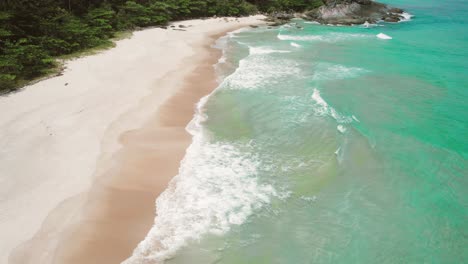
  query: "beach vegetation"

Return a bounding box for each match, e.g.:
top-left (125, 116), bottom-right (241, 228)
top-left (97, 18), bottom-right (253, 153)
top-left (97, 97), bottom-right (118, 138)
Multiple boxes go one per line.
top-left (249, 0), bottom-right (324, 12)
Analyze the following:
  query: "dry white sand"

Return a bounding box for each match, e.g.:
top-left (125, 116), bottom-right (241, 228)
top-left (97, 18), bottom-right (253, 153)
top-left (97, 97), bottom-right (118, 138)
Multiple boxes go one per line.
top-left (0, 15), bottom-right (265, 264)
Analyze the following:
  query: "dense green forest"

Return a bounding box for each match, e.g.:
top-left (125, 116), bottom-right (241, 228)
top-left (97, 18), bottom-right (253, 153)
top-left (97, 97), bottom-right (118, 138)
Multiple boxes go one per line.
top-left (0, 0), bottom-right (323, 91)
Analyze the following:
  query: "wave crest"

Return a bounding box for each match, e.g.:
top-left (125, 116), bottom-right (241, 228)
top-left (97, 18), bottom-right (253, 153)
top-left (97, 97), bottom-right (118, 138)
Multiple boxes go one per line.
top-left (249, 46), bottom-right (292, 55)
top-left (124, 132), bottom-right (278, 263)
top-left (311, 88), bottom-right (353, 124)
top-left (313, 63), bottom-right (369, 80)
top-left (223, 56), bottom-right (301, 90)
top-left (277, 32), bottom-right (369, 42)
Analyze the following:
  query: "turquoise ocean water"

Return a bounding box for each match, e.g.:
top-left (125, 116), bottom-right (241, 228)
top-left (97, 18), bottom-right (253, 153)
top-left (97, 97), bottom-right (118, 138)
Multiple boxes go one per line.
top-left (128, 1), bottom-right (467, 263)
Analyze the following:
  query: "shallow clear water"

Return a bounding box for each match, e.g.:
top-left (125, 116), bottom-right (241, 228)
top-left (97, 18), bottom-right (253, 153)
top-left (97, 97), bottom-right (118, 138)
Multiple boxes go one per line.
top-left (135, 1), bottom-right (468, 263)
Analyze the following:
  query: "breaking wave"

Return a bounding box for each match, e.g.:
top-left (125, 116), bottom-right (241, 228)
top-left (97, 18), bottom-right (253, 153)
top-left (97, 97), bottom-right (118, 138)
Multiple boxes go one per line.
top-left (311, 88), bottom-right (353, 124)
top-left (313, 63), bottom-right (369, 80)
top-left (277, 32), bottom-right (370, 42)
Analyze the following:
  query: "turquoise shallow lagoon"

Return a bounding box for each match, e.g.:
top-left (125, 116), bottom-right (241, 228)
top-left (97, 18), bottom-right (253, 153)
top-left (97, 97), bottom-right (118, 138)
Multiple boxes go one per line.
top-left (161, 1), bottom-right (467, 263)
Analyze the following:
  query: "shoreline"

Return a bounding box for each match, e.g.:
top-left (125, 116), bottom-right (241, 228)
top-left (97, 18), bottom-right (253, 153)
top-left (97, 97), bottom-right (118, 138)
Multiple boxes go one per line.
top-left (0, 16), bottom-right (265, 264)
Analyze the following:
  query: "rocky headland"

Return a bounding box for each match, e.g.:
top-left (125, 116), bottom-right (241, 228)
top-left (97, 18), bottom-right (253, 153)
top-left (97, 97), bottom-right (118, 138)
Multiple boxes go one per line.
top-left (302, 0), bottom-right (407, 25)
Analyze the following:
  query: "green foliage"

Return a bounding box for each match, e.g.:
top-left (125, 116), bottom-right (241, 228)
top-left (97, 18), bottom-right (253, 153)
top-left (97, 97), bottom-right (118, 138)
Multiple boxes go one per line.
top-left (207, 0), bottom-right (258, 16)
top-left (0, 74), bottom-right (16, 91)
top-left (117, 1), bottom-right (152, 28)
top-left (85, 5), bottom-right (116, 38)
top-left (0, 39), bottom-right (54, 90)
top-left (0, 12), bottom-right (12, 38)
top-left (249, 0), bottom-right (324, 12)
top-left (113, 0), bottom-right (172, 29)
top-left (0, 0), bottom-right (323, 92)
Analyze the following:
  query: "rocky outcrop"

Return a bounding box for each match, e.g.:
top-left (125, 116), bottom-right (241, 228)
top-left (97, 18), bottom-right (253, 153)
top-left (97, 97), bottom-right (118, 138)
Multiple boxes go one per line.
top-left (266, 12), bottom-right (295, 26)
top-left (303, 0), bottom-right (406, 25)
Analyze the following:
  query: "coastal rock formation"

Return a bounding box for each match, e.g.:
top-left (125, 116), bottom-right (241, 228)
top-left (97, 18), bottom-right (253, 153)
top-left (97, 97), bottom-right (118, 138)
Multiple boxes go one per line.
top-left (303, 0), bottom-right (406, 25)
top-left (266, 12), bottom-right (295, 26)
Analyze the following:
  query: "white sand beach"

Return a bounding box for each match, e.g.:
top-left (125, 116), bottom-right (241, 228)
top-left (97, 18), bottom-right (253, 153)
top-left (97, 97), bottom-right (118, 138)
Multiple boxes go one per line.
top-left (0, 15), bottom-right (265, 264)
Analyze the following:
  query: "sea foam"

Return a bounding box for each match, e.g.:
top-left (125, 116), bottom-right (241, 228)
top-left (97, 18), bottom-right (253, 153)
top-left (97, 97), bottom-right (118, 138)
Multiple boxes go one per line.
top-left (278, 32), bottom-right (369, 42)
top-left (337, 125), bottom-right (347, 133)
top-left (249, 46), bottom-right (291, 55)
top-left (313, 63), bottom-right (369, 80)
top-left (377, 33), bottom-right (392, 40)
top-left (124, 135), bottom-right (278, 263)
top-left (311, 89), bottom-right (353, 123)
top-left (399, 12), bottom-right (413, 22)
top-left (290, 42), bottom-right (302, 48)
top-left (223, 47), bottom-right (301, 90)
top-left (123, 36), bottom-right (284, 264)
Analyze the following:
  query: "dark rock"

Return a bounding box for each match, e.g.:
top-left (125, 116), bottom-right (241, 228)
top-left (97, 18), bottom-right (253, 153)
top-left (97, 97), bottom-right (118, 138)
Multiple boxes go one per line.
top-left (325, 0), bottom-right (371, 5)
top-left (356, 0), bottom-right (372, 5)
top-left (266, 12), bottom-right (294, 23)
top-left (273, 12), bottom-right (294, 20)
top-left (249, 25), bottom-right (259, 28)
top-left (266, 12), bottom-right (295, 27)
top-left (303, 0), bottom-right (406, 25)
top-left (269, 20), bottom-right (287, 26)
top-left (384, 16), bottom-right (400, 22)
top-left (389, 8), bottom-right (404, 14)
top-left (179, 25), bottom-right (186, 28)
top-left (383, 13), bottom-right (403, 22)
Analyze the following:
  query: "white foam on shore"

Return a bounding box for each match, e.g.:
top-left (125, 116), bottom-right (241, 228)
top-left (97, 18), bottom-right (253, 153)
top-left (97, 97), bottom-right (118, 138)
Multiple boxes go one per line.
top-left (213, 35), bottom-right (232, 81)
top-left (124, 29), bottom-right (284, 264)
top-left (226, 27), bottom-right (248, 38)
top-left (311, 89), bottom-right (353, 123)
top-left (124, 129), bottom-right (278, 263)
top-left (377, 33), bottom-right (392, 40)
